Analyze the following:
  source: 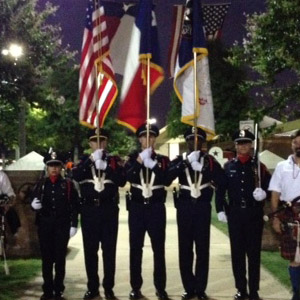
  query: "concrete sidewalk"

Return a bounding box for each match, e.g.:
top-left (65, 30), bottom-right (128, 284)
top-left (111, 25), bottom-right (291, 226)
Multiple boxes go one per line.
top-left (20, 189), bottom-right (292, 300)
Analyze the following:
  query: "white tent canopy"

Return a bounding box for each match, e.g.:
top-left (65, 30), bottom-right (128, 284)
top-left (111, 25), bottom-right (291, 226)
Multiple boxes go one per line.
top-left (6, 151), bottom-right (45, 171)
top-left (259, 150), bottom-right (284, 172)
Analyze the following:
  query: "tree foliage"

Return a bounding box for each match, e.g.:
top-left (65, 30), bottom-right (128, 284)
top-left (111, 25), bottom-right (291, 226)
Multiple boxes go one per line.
top-left (228, 0), bottom-right (300, 121)
top-left (0, 0), bottom-right (74, 154)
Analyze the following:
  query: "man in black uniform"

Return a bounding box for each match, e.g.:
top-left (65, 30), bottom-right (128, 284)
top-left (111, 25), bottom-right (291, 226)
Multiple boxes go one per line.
top-left (215, 129), bottom-right (271, 300)
top-left (72, 128), bottom-right (126, 300)
top-left (165, 127), bottom-right (225, 300)
top-left (31, 151), bottom-right (78, 300)
top-left (125, 123), bottom-right (169, 300)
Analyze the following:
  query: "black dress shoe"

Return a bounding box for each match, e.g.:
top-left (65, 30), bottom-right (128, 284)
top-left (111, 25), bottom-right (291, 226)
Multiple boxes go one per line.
top-left (54, 291), bottom-right (65, 300)
top-left (156, 290), bottom-right (169, 300)
top-left (181, 291), bottom-right (196, 300)
top-left (105, 289), bottom-right (116, 300)
top-left (129, 290), bottom-right (143, 300)
top-left (83, 290), bottom-right (100, 300)
top-left (40, 294), bottom-right (54, 300)
top-left (234, 291), bottom-right (249, 300)
top-left (249, 291), bottom-right (262, 300)
top-left (197, 292), bottom-right (208, 300)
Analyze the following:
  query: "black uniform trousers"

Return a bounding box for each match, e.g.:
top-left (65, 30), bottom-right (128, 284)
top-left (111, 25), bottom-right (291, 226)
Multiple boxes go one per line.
top-left (227, 206), bottom-right (264, 295)
top-left (128, 201), bottom-right (166, 291)
top-left (177, 200), bottom-right (211, 295)
top-left (81, 203), bottom-right (119, 293)
top-left (38, 216), bottom-right (70, 295)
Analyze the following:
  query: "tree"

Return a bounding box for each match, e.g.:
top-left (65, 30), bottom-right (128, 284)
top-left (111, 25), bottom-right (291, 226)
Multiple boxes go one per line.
top-left (166, 40), bottom-right (251, 139)
top-left (0, 0), bottom-right (74, 156)
top-left (228, 0), bottom-right (300, 122)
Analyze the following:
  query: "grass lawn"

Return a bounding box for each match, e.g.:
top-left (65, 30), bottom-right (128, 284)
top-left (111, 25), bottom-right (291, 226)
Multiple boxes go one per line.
top-left (0, 258), bottom-right (41, 300)
top-left (211, 204), bottom-right (291, 288)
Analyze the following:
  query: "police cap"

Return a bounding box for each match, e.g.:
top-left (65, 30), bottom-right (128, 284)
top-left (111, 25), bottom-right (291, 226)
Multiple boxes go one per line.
top-left (184, 127), bottom-right (207, 141)
top-left (232, 129), bottom-right (255, 143)
top-left (87, 128), bottom-right (109, 141)
top-left (44, 151), bottom-right (64, 166)
top-left (136, 123), bottom-right (159, 137)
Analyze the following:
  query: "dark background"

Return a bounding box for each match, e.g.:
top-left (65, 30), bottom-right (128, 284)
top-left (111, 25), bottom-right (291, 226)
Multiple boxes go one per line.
top-left (39, 0), bottom-right (266, 128)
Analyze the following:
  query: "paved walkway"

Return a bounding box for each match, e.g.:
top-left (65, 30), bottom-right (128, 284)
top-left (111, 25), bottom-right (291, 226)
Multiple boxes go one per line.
top-left (20, 189), bottom-right (292, 300)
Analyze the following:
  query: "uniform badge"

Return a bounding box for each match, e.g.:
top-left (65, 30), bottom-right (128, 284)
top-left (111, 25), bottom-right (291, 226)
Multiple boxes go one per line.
top-left (239, 130), bottom-right (245, 137)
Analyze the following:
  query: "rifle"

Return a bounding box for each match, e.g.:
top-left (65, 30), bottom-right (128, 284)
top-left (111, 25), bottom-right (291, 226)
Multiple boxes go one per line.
top-left (263, 195), bottom-right (300, 222)
top-left (0, 194), bottom-right (10, 275)
top-left (253, 123), bottom-right (261, 188)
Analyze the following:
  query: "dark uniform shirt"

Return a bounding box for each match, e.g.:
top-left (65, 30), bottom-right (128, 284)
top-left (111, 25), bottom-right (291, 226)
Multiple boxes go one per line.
top-left (215, 157), bottom-right (271, 211)
top-left (125, 151), bottom-right (169, 202)
top-left (72, 153), bottom-right (126, 203)
top-left (32, 176), bottom-right (78, 226)
top-left (165, 152), bottom-right (225, 199)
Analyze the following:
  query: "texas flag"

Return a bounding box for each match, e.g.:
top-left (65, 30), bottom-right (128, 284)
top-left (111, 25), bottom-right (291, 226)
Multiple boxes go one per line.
top-left (116, 0), bottom-right (164, 132)
top-left (174, 0), bottom-right (215, 140)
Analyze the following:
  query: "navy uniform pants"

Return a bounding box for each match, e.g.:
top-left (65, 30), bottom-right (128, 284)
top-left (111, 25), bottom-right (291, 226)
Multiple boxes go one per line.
top-left (81, 203), bottom-right (119, 293)
top-left (128, 201), bottom-right (166, 291)
top-left (38, 217), bottom-right (70, 296)
top-left (228, 206), bottom-right (264, 295)
top-left (176, 200), bottom-right (211, 295)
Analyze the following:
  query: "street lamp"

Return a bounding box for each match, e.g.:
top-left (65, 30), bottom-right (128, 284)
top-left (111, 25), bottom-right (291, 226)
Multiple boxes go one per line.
top-left (2, 43), bottom-right (23, 60)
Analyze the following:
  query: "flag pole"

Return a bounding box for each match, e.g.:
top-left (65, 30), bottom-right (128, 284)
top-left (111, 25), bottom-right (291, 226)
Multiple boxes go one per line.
top-left (146, 56), bottom-right (151, 187)
top-left (95, 0), bottom-right (103, 180)
top-left (193, 50), bottom-right (198, 186)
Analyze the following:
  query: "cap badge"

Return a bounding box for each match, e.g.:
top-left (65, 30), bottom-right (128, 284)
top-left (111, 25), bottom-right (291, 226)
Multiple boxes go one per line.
top-left (51, 152), bottom-right (57, 159)
top-left (239, 130), bottom-right (245, 137)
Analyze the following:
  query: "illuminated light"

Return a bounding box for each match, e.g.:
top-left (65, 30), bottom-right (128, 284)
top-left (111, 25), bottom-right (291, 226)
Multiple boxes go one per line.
top-left (9, 44), bottom-right (23, 58)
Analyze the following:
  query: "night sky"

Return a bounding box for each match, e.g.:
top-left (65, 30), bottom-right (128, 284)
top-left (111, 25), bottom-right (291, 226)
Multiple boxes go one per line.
top-left (39, 0), bottom-right (266, 129)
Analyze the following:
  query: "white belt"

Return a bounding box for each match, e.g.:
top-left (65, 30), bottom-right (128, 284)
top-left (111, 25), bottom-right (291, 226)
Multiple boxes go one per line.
top-left (79, 179), bottom-right (114, 185)
top-left (180, 182), bottom-right (212, 192)
top-left (131, 183), bottom-right (164, 190)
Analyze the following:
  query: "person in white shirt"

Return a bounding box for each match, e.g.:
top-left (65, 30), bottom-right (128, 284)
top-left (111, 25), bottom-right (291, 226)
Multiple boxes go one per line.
top-left (269, 129), bottom-right (300, 300)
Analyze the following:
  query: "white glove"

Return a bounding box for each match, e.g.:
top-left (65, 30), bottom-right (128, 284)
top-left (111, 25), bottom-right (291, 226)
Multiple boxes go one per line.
top-left (31, 198), bottom-right (42, 210)
top-left (139, 147), bottom-right (152, 161)
top-left (91, 149), bottom-right (103, 161)
top-left (253, 187), bottom-right (267, 201)
top-left (191, 161), bottom-right (203, 172)
top-left (187, 151), bottom-right (200, 163)
top-left (144, 158), bottom-right (157, 169)
top-left (95, 159), bottom-right (107, 170)
top-left (217, 211), bottom-right (228, 223)
top-left (69, 227), bottom-right (77, 238)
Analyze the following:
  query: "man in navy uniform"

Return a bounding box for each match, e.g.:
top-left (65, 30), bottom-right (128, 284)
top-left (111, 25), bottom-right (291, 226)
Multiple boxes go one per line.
top-left (31, 151), bottom-right (79, 300)
top-left (125, 123), bottom-right (170, 300)
top-left (216, 129), bottom-right (271, 300)
top-left (72, 128), bottom-right (126, 300)
top-left (165, 127), bottom-right (225, 300)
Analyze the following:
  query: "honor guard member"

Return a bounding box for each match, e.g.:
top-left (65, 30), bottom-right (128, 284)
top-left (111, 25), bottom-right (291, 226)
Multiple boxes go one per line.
top-left (72, 128), bottom-right (126, 300)
top-left (125, 123), bottom-right (170, 300)
top-left (269, 129), bottom-right (300, 300)
top-left (215, 129), bottom-right (271, 300)
top-left (165, 127), bottom-right (225, 300)
top-left (31, 151), bottom-right (79, 300)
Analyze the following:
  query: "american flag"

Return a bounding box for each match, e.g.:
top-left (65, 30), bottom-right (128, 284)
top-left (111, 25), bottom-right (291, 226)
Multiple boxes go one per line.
top-left (168, 2), bottom-right (231, 78)
top-left (203, 3), bottom-right (231, 40)
top-left (79, 0), bottom-right (118, 128)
